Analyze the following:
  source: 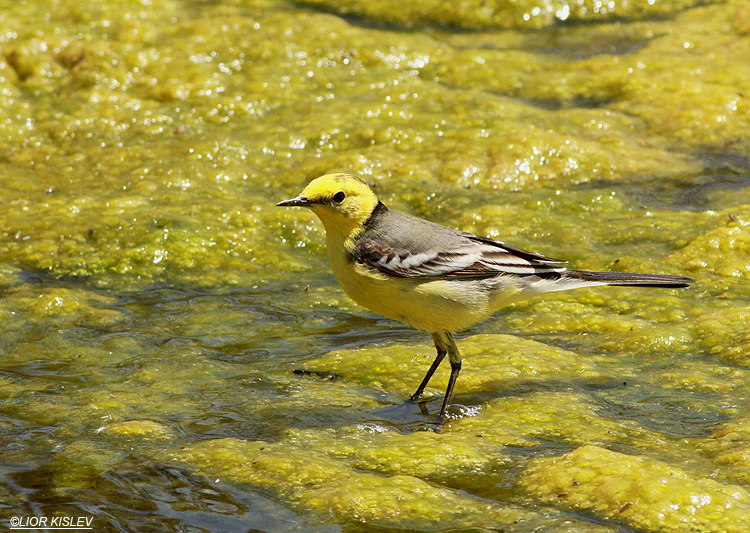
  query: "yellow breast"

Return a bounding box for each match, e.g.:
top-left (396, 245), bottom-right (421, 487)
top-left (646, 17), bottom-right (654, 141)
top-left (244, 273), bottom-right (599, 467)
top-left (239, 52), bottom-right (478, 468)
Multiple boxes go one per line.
top-left (327, 234), bottom-right (501, 332)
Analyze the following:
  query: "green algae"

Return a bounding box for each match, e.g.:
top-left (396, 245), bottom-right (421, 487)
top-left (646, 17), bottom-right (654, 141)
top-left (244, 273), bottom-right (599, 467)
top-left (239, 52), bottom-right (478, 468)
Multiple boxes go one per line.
top-left (699, 418), bottom-right (750, 485)
top-left (98, 419), bottom-right (175, 440)
top-left (176, 438), bottom-right (517, 530)
top-left (174, 437), bottom-right (617, 532)
top-left (1, 0), bottom-right (750, 530)
top-left (520, 445), bottom-right (750, 533)
top-left (44, 440), bottom-right (127, 494)
top-left (307, 333), bottom-right (605, 401)
top-left (6, 0), bottom-right (750, 286)
top-left (293, 0), bottom-right (709, 30)
top-left (429, 1), bottom-right (750, 144)
top-left (670, 212), bottom-right (750, 279)
top-left (692, 306), bottom-right (750, 366)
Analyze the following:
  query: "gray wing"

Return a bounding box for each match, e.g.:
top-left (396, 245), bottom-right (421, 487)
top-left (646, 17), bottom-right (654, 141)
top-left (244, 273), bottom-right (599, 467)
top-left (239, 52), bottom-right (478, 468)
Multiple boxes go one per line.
top-left (354, 207), bottom-right (567, 279)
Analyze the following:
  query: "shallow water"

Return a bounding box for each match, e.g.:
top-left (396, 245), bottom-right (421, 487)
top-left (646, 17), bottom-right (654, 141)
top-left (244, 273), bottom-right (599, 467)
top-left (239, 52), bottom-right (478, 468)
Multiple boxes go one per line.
top-left (2, 0), bottom-right (750, 531)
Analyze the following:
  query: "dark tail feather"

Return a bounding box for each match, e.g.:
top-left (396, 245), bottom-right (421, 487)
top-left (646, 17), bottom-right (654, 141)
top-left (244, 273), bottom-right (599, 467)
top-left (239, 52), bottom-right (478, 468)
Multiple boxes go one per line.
top-left (566, 270), bottom-right (694, 288)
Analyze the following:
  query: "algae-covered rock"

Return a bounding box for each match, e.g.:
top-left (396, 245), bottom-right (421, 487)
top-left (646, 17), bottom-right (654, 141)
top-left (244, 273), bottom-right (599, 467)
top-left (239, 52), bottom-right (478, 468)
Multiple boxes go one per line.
top-left (47, 440), bottom-right (125, 494)
top-left (520, 445), bottom-right (750, 533)
top-left (174, 437), bottom-right (616, 531)
top-left (309, 333), bottom-right (603, 400)
top-left (282, 425), bottom-right (516, 481)
top-left (670, 215), bottom-right (750, 279)
top-left (1, 0), bottom-right (748, 530)
top-left (176, 437), bottom-right (524, 530)
top-left (292, 0), bottom-right (708, 29)
top-left (9, 285), bottom-right (123, 326)
top-left (98, 419), bottom-right (174, 440)
top-left (699, 418), bottom-right (750, 484)
top-left (653, 358), bottom-right (750, 394)
top-left (459, 390), bottom-right (688, 455)
top-left (428, 0), bottom-right (750, 144)
top-left (3, 0), bottom-right (733, 286)
top-left (691, 306), bottom-right (750, 366)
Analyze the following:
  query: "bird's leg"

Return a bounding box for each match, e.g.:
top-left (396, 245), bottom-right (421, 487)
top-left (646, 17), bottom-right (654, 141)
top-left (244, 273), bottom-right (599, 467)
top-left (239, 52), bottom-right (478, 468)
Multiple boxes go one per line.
top-left (410, 332), bottom-right (463, 423)
top-left (409, 332), bottom-right (447, 402)
top-left (437, 332), bottom-right (461, 423)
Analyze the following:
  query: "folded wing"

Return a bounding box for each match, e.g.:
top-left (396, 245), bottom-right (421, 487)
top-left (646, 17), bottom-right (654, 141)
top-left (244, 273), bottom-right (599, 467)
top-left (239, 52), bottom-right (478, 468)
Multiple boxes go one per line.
top-left (355, 208), bottom-right (567, 279)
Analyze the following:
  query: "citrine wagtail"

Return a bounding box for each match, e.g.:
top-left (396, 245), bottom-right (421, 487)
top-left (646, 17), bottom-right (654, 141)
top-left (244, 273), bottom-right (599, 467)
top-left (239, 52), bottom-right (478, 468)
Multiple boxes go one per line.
top-left (278, 173), bottom-right (694, 423)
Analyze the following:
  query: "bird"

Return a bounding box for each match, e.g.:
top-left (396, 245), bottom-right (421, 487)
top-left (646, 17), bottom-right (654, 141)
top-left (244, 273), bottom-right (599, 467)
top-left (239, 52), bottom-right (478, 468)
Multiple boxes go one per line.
top-left (277, 173), bottom-right (694, 423)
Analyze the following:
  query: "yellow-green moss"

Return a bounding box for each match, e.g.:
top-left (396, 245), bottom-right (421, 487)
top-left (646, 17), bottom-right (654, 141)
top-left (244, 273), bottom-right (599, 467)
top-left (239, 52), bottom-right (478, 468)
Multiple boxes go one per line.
top-left (98, 420), bottom-right (175, 440)
top-left (520, 445), bottom-right (750, 533)
top-left (1, 0), bottom-right (749, 530)
top-left (175, 437), bottom-right (525, 529)
top-left (292, 0), bottom-right (708, 30)
top-left (175, 437), bottom-right (614, 531)
top-left (699, 418), bottom-right (750, 484)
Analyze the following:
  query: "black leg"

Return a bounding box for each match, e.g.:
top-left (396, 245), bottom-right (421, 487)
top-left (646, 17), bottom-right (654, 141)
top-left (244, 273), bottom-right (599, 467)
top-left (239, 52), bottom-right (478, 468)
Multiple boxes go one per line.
top-left (410, 332), bottom-right (462, 423)
top-left (410, 341), bottom-right (446, 402)
top-left (437, 359), bottom-right (461, 423)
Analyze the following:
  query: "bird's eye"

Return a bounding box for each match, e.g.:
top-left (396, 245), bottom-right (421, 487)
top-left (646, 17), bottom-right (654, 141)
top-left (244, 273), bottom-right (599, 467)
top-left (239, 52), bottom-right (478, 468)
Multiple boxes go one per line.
top-left (333, 191), bottom-right (346, 203)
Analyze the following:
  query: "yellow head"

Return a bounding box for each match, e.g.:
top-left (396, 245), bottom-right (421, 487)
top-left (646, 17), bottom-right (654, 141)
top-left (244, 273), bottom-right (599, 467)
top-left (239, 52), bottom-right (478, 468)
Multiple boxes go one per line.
top-left (277, 173), bottom-right (379, 239)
